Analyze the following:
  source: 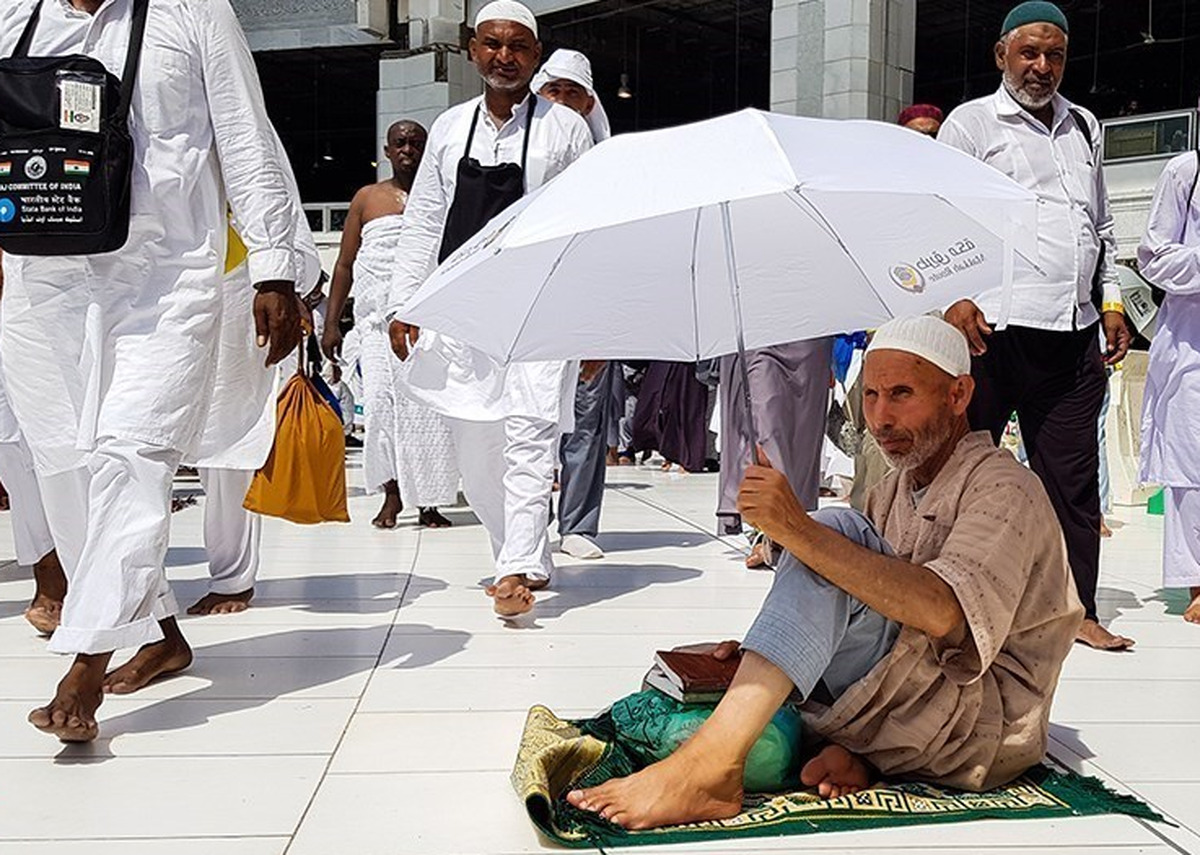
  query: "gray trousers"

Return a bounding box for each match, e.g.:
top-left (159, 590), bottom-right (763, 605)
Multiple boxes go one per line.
top-left (558, 364), bottom-right (610, 538)
top-left (743, 507), bottom-right (900, 701)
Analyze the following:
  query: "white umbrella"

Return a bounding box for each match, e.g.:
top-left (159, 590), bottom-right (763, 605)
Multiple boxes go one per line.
top-left (402, 108), bottom-right (1039, 448)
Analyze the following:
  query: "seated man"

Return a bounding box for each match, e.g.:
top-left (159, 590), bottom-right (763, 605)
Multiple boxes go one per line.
top-left (568, 315), bottom-right (1084, 830)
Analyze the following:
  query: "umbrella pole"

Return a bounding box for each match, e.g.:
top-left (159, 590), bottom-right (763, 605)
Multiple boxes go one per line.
top-left (719, 202), bottom-right (759, 464)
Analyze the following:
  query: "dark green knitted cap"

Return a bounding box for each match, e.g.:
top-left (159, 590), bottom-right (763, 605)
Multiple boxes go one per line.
top-left (1001, 1), bottom-right (1069, 36)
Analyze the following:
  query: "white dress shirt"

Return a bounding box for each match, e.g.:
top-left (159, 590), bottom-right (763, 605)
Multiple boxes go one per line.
top-left (387, 93), bottom-right (593, 423)
top-left (938, 85), bottom-right (1121, 331)
top-left (1136, 151), bottom-right (1200, 487)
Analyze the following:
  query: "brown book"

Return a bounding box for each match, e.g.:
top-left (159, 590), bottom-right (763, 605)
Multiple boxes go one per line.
top-left (653, 648), bottom-right (742, 694)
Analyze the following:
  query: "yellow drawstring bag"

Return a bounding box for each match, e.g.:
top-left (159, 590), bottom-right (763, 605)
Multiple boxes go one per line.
top-left (243, 356), bottom-right (350, 524)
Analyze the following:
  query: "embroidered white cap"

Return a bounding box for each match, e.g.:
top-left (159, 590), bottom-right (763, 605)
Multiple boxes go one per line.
top-left (865, 314), bottom-right (971, 378)
top-left (474, 0), bottom-right (538, 37)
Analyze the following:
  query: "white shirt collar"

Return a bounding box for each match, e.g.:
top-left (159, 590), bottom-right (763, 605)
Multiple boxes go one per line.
top-left (993, 83), bottom-right (1071, 132)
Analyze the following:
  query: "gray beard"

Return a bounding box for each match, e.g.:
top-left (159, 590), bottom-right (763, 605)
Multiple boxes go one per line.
top-left (1003, 73), bottom-right (1055, 111)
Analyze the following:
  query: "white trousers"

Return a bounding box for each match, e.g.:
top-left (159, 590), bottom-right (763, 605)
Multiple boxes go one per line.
top-left (0, 436), bottom-right (55, 566)
top-left (1164, 486), bottom-right (1200, 588)
top-left (199, 468), bottom-right (260, 595)
top-left (450, 416), bottom-right (557, 584)
top-left (41, 437), bottom-right (181, 655)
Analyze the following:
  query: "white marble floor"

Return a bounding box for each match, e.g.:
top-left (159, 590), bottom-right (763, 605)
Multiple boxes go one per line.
top-left (0, 455), bottom-right (1197, 854)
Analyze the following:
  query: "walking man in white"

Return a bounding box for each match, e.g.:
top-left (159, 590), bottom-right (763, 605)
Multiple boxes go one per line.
top-left (387, 0), bottom-right (592, 616)
top-left (1137, 131), bottom-right (1200, 624)
top-left (1, 0), bottom-right (303, 741)
top-left (323, 120), bottom-right (459, 529)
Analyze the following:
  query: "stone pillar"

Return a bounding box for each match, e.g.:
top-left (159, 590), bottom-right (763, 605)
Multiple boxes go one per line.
top-left (771, 0), bottom-right (914, 121)
top-left (376, 0), bottom-right (482, 179)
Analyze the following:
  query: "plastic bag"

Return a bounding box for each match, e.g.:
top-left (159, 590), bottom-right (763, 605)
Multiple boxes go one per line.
top-left (610, 689), bottom-right (802, 792)
top-left (243, 369), bottom-right (350, 524)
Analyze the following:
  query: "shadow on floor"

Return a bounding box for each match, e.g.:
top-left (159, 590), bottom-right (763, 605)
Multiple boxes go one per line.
top-left (1048, 722), bottom-right (1097, 765)
top-left (595, 530), bottom-right (717, 553)
top-left (1095, 585), bottom-right (1146, 623)
top-left (1148, 587), bottom-right (1194, 617)
top-left (165, 572), bottom-right (449, 616)
top-left (54, 621), bottom-right (471, 762)
top-left (474, 563), bottom-right (704, 630)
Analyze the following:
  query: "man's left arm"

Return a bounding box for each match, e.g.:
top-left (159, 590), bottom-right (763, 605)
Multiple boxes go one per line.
top-left (1087, 113), bottom-right (1130, 363)
top-left (738, 452), bottom-right (965, 638)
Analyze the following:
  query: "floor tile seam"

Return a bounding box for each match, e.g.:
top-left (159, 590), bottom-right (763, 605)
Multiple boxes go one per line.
top-left (1050, 747), bottom-right (1194, 839)
top-left (279, 523), bottom-right (428, 855)
top-left (0, 752), bottom-right (333, 761)
top-left (607, 482), bottom-right (747, 555)
top-left (0, 836), bottom-right (293, 843)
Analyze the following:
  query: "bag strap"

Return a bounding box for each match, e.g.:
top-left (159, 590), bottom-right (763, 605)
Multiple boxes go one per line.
top-left (116, 0), bottom-right (151, 124)
top-left (1068, 107), bottom-right (1094, 151)
top-left (13, 0), bottom-right (46, 59)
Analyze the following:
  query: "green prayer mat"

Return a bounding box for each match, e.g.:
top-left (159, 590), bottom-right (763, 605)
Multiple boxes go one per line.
top-left (512, 705), bottom-right (1165, 849)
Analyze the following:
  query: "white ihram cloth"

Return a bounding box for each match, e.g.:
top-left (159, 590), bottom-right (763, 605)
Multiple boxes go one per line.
top-left (0, 0), bottom-right (297, 654)
top-left (938, 86), bottom-right (1121, 331)
top-left (1136, 151), bottom-right (1200, 586)
top-left (354, 215), bottom-right (458, 504)
top-left (385, 94), bottom-right (591, 582)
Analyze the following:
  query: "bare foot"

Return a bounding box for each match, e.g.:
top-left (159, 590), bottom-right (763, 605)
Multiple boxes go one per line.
top-left (567, 739), bottom-right (744, 829)
top-left (745, 541), bottom-right (769, 570)
top-left (28, 652), bottom-right (112, 742)
top-left (187, 588), bottom-right (254, 616)
top-left (485, 574), bottom-right (548, 617)
top-left (1100, 519), bottom-right (1113, 538)
top-left (418, 507), bottom-right (453, 528)
top-left (1185, 587), bottom-right (1200, 625)
top-left (372, 482), bottom-right (403, 529)
top-left (1075, 618), bottom-right (1135, 651)
top-left (103, 617), bottom-right (193, 694)
top-left (606, 447), bottom-right (619, 466)
top-left (800, 744), bottom-right (873, 799)
top-left (25, 549), bottom-right (67, 635)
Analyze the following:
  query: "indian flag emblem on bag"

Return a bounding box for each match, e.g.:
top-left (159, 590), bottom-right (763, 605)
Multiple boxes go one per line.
top-left (0, 162), bottom-right (10, 177)
top-left (63, 159), bottom-right (90, 176)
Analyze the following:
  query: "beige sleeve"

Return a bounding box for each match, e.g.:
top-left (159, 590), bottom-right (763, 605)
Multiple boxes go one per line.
top-left (922, 475), bottom-right (1043, 684)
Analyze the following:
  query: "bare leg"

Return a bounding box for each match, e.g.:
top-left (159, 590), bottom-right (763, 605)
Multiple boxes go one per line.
top-left (372, 481), bottom-right (403, 529)
top-left (1185, 587), bottom-right (1200, 625)
top-left (486, 574), bottom-right (548, 617)
top-left (28, 651), bottom-right (112, 742)
top-left (800, 744), bottom-right (873, 799)
top-left (25, 550), bottom-right (66, 635)
top-left (102, 616), bottom-right (193, 694)
top-left (567, 650), bottom-right (793, 829)
top-left (1076, 618), bottom-right (1135, 651)
top-left (187, 588), bottom-right (254, 616)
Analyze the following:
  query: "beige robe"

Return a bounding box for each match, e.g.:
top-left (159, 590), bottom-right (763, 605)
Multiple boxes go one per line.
top-left (802, 431), bottom-right (1084, 791)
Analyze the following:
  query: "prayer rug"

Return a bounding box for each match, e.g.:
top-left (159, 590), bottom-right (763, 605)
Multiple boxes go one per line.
top-left (513, 705), bottom-right (1165, 849)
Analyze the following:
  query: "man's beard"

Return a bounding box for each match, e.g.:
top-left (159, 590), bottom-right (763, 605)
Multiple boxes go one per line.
top-left (483, 70), bottom-right (527, 92)
top-left (872, 411), bottom-right (957, 472)
top-left (1003, 69), bottom-right (1057, 111)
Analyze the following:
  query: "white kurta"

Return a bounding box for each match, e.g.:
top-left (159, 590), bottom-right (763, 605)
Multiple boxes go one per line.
top-left (386, 94), bottom-right (592, 425)
top-left (1137, 152), bottom-right (1200, 588)
top-left (354, 214), bottom-right (458, 505)
top-left (0, 0), bottom-right (297, 475)
top-left (1136, 152), bottom-right (1200, 488)
top-left (0, 0), bottom-right (297, 654)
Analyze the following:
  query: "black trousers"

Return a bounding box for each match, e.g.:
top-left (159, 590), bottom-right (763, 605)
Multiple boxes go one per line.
top-left (968, 323), bottom-right (1107, 620)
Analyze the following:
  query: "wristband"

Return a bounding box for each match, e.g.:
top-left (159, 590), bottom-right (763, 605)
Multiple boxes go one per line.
top-left (1101, 301), bottom-right (1125, 315)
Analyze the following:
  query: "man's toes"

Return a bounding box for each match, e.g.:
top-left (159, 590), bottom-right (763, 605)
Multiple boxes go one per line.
top-left (28, 706), bottom-right (52, 729)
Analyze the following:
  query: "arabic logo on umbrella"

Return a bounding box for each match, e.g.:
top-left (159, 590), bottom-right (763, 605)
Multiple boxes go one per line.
top-left (889, 264), bottom-right (925, 294)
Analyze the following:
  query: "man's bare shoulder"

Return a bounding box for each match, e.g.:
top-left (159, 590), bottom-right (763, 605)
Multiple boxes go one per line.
top-left (355, 181), bottom-right (407, 224)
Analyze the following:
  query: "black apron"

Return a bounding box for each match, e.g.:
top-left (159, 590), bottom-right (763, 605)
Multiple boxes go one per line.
top-left (436, 97), bottom-right (536, 264)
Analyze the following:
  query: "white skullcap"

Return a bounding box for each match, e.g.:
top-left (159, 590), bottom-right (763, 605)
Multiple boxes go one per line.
top-left (474, 0), bottom-right (538, 37)
top-left (866, 314), bottom-right (971, 378)
top-left (531, 49), bottom-right (612, 142)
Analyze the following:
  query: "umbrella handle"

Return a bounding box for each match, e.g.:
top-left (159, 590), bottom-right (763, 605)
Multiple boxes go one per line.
top-left (720, 202), bottom-right (760, 463)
